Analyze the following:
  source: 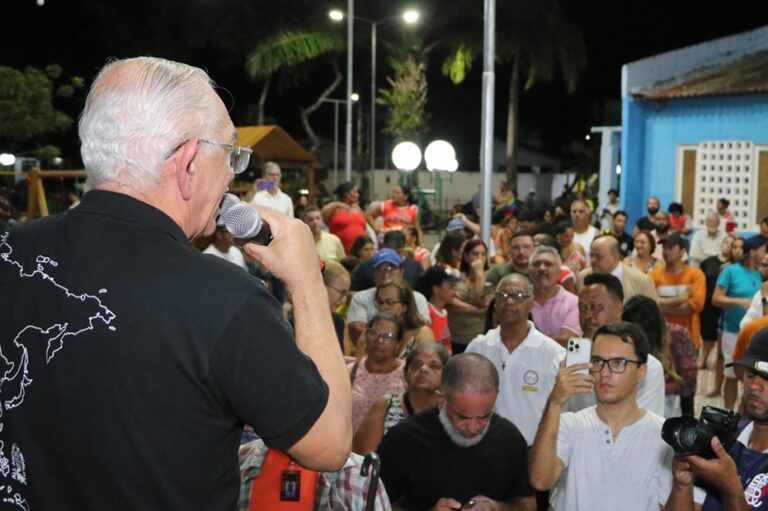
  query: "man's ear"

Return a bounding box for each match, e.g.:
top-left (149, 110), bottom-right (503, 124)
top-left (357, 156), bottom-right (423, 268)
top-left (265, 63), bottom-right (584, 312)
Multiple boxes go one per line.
top-left (174, 138), bottom-right (200, 201)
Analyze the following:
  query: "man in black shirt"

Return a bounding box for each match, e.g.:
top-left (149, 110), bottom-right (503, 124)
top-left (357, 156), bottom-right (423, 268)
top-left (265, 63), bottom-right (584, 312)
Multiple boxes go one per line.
top-left (0, 57), bottom-right (351, 510)
top-left (634, 196), bottom-right (661, 235)
top-left (603, 210), bottom-right (635, 258)
top-left (379, 353), bottom-right (534, 510)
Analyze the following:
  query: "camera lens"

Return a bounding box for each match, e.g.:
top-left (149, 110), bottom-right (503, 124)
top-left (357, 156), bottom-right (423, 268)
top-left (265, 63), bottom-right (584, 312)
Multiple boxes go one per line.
top-left (677, 427), bottom-right (699, 450)
top-left (568, 347), bottom-right (573, 351)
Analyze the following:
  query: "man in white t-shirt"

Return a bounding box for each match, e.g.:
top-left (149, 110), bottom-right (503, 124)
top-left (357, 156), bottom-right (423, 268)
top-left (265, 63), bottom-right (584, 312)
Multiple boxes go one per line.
top-left (530, 321), bottom-right (674, 511)
top-left (249, 161), bottom-right (294, 217)
top-left (466, 273), bottom-right (564, 445)
top-left (569, 272), bottom-right (665, 416)
top-left (571, 199), bottom-right (599, 261)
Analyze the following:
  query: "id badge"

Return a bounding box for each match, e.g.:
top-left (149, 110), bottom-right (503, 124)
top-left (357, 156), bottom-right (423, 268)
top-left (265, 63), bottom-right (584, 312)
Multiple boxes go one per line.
top-left (280, 465), bottom-right (301, 502)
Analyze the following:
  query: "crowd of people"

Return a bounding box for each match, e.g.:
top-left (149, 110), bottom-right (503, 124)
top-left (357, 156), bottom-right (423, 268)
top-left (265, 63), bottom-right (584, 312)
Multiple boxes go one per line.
top-left (210, 157), bottom-right (768, 510)
top-left (4, 55), bottom-right (768, 511)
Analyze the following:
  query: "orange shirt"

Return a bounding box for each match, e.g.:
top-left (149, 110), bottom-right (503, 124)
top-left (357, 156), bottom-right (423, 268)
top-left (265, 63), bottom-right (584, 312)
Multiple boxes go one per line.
top-left (732, 316), bottom-right (768, 361)
top-left (649, 265), bottom-right (706, 349)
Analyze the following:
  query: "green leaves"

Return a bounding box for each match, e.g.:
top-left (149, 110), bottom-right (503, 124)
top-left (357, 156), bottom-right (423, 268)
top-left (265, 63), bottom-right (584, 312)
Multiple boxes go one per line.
top-left (0, 66), bottom-right (74, 143)
top-left (245, 31), bottom-right (344, 80)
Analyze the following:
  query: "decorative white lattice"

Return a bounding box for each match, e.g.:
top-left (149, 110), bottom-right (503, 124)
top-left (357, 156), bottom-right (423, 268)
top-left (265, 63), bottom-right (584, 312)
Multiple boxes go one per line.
top-left (693, 140), bottom-right (755, 231)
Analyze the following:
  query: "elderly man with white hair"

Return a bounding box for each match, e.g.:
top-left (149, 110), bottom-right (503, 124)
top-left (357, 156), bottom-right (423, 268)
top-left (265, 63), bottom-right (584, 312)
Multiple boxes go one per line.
top-left (0, 57), bottom-right (351, 509)
top-left (689, 211), bottom-right (727, 267)
top-left (466, 273), bottom-right (564, 446)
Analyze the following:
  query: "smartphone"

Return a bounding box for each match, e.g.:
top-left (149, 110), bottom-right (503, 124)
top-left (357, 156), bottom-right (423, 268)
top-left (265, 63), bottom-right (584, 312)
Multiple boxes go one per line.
top-left (256, 180), bottom-right (276, 190)
top-left (566, 337), bottom-right (592, 374)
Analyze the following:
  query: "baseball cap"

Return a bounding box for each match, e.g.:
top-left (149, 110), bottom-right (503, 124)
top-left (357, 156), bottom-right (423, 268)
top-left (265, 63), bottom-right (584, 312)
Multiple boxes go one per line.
top-left (447, 218), bottom-right (468, 231)
top-left (726, 327), bottom-right (768, 379)
top-left (371, 248), bottom-right (402, 268)
top-left (419, 267), bottom-right (461, 290)
top-left (661, 233), bottom-right (688, 251)
top-left (743, 235), bottom-right (767, 253)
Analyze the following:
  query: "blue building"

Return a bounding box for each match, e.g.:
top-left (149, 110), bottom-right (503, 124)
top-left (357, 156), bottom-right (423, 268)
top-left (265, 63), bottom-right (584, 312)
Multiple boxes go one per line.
top-left (618, 25), bottom-right (768, 234)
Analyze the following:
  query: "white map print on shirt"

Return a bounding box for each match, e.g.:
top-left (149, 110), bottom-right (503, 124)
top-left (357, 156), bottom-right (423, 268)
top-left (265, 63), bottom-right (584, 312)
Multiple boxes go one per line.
top-left (0, 232), bottom-right (118, 510)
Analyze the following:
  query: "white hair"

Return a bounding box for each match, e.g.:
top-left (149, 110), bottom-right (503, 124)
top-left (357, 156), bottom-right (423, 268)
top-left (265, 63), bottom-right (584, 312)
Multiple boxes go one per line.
top-left (497, 272), bottom-right (534, 296)
top-left (79, 57), bottom-right (226, 192)
top-left (529, 245), bottom-right (562, 268)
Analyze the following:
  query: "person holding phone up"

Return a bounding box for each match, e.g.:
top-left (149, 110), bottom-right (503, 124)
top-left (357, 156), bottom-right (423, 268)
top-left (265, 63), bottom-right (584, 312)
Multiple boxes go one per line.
top-left (249, 161), bottom-right (294, 218)
top-left (529, 322), bottom-right (675, 511)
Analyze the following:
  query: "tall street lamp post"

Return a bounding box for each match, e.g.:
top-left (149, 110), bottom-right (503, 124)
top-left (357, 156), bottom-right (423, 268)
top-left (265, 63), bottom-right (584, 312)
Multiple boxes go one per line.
top-left (329, 7), bottom-right (419, 182)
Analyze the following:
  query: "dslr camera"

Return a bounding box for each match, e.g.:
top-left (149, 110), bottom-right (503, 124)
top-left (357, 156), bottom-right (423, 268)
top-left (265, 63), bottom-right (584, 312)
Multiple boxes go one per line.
top-left (661, 406), bottom-right (740, 459)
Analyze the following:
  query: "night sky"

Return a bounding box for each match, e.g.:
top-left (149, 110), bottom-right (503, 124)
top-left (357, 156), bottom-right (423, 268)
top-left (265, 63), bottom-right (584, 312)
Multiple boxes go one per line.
top-left (2, 0), bottom-right (766, 171)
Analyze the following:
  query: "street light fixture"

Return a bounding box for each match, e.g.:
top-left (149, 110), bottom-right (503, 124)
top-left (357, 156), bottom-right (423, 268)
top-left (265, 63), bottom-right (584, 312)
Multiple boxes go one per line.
top-left (329, 6), bottom-right (419, 179)
top-left (321, 93), bottom-right (361, 188)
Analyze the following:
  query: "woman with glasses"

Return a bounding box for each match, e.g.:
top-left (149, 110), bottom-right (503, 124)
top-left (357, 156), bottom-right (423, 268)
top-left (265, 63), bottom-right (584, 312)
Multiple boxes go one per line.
top-left (322, 181), bottom-right (367, 254)
top-left (371, 279), bottom-right (434, 357)
top-left (349, 312), bottom-right (407, 432)
top-left (352, 342), bottom-right (448, 455)
top-left (447, 239), bottom-right (495, 354)
top-left (622, 295), bottom-right (693, 417)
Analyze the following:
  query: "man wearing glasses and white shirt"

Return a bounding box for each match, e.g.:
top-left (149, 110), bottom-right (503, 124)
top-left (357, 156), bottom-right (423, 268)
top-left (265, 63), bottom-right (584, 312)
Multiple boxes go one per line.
top-left (465, 273), bottom-right (564, 446)
top-left (529, 321), bottom-right (674, 511)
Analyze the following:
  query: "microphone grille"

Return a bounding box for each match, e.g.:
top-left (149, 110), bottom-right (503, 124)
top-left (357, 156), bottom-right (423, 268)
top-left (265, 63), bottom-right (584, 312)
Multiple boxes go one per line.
top-left (220, 203), bottom-right (262, 239)
top-left (217, 193), bottom-right (241, 227)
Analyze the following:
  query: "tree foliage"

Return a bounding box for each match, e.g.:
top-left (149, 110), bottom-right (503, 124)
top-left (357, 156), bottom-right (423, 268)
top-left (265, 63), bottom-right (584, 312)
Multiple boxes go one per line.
top-left (0, 65), bottom-right (82, 145)
top-left (245, 31), bottom-right (344, 80)
top-left (377, 38), bottom-right (432, 143)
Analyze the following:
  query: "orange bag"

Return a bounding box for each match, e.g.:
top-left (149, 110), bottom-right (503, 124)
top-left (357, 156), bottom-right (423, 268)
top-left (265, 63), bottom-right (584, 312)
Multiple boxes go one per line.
top-left (249, 450), bottom-right (318, 511)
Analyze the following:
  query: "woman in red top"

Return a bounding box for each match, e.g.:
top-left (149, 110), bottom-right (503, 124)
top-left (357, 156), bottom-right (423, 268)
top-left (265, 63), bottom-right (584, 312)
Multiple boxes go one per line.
top-left (322, 181), bottom-right (367, 254)
top-left (366, 184), bottom-right (421, 242)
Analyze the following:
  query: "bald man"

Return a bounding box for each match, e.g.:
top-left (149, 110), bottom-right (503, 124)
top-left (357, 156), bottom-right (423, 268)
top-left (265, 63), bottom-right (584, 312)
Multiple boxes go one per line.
top-left (577, 235), bottom-right (659, 304)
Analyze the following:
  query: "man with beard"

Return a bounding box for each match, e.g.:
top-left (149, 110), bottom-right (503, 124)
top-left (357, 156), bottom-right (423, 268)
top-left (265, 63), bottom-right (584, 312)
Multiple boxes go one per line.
top-left (379, 353), bottom-right (535, 511)
top-left (667, 328), bottom-right (768, 510)
top-left (486, 231), bottom-right (535, 287)
top-left (634, 196), bottom-right (661, 235)
top-left (529, 322), bottom-right (674, 511)
top-left (652, 211), bottom-right (673, 254)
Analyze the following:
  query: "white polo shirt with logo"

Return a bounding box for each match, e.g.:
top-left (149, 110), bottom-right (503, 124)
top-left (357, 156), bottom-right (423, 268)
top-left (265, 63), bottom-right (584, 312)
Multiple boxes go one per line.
top-left (465, 322), bottom-right (564, 445)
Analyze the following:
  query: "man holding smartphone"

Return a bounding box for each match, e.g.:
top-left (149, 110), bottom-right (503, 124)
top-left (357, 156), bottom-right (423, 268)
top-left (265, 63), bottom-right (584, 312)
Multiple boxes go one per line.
top-left (529, 322), bottom-right (674, 511)
top-left (379, 353), bottom-right (535, 511)
top-left (250, 161), bottom-right (294, 218)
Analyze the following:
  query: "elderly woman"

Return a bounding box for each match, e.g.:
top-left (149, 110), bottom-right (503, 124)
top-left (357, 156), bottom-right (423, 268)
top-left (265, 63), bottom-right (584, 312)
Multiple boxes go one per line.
top-left (352, 342), bottom-right (448, 455)
top-left (349, 312), bottom-right (407, 432)
top-left (322, 181), bottom-right (367, 254)
top-left (624, 231), bottom-right (662, 273)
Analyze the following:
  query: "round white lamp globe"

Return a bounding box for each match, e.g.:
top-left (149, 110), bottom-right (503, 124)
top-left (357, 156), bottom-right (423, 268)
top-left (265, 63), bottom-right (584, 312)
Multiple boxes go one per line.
top-left (392, 141), bottom-right (422, 172)
top-left (424, 140), bottom-right (456, 171)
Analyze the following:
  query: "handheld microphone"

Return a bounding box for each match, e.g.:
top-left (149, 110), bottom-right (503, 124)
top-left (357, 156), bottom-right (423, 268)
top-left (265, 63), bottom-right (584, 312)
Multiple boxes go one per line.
top-left (220, 202), bottom-right (273, 245)
top-left (217, 193), bottom-right (241, 227)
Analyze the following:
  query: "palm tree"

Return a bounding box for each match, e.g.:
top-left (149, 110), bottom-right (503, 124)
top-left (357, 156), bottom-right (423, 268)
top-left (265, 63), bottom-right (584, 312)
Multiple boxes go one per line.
top-left (245, 30), bottom-right (345, 133)
top-left (436, 0), bottom-right (587, 188)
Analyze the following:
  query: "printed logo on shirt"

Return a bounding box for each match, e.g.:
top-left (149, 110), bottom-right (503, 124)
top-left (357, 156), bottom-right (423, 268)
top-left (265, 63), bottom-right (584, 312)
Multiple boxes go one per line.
top-left (522, 370), bottom-right (539, 391)
top-left (745, 472), bottom-right (768, 507)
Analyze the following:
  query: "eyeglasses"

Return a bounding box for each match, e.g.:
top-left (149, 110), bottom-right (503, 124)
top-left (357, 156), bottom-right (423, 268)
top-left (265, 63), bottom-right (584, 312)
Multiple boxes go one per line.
top-left (201, 140), bottom-right (252, 175)
top-left (375, 298), bottom-right (402, 307)
top-left (366, 329), bottom-right (398, 342)
top-left (589, 356), bottom-right (642, 374)
top-left (165, 139), bottom-right (252, 175)
top-left (326, 283), bottom-right (349, 299)
top-left (374, 264), bottom-right (399, 274)
top-left (495, 291), bottom-right (530, 303)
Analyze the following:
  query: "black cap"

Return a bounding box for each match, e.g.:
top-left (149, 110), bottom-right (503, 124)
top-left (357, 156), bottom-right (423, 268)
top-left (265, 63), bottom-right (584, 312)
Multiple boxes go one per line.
top-left (743, 235), bottom-right (766, 254)
top-left (419, 267), bottom-right (461, 289)
top-left (661, 233), bottom-right (688, 251)
top-left (726, 327), bottom-right (768, 379)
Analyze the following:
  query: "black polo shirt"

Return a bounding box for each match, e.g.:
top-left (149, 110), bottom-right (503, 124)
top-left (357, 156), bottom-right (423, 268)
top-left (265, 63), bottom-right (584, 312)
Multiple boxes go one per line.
top-left (379, 407), bottom-right (532, 510)
top-left (0, 190), bottom-right (328, 510)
